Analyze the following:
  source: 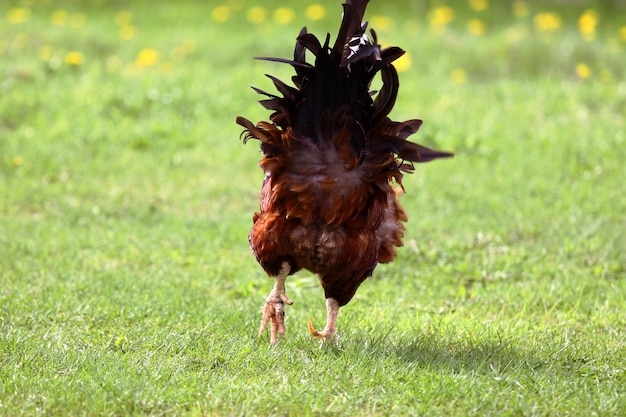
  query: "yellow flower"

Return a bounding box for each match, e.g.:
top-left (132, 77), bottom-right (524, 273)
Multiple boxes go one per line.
top-left (534, 12), bottom-right (561, 32)
top-left (273, 7), bottom-right (295, 25)
top-left (469, 0), bottom-right (488, 12)
top-left (12, 156), bottom-right (24, 167)
top-left (7, 7), bottom-right (30, 24)
top-left (578, 10), bottom-right (598, 42)
top-left (468, 19), bottom-right (486, 36)
top-left (575, 63), bottom-right (592, 79)
top-left (620, 26), bottom-right (626, 42)
top-left (430, 6), bottom-right (454, 25)
top-left (50, 10), bottom-right (67, 26)
top-left (119, 25), bottom-right (136, 41)
top-left (371, 15), bottom-right (393, 32)
top-left (512, 1), bottom-right (529, 17)
top-left (65, 51), bottom-right (84, 66)
top-left (246, 7), bottom-right (267, 24)
top-left (394, 53), bottom-right (411, 73)
top-left (450, 68), bottom-right (467, 84)
top-left (305, 4), bottom-right (326, 21)
top-left (136, 48), bottom-right (160, 66)
top-left (211, 6), bottom-right (230, 23)
top-left (115, 11), bottom-right (133, 26)
top-left (429, 6), bottom-right (454, 33)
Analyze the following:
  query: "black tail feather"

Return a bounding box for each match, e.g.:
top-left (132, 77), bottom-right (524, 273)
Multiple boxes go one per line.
top-left (238, 0), bottom-right (453, 168)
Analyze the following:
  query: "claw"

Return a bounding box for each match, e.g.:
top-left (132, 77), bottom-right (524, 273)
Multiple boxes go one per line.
top-left (280, 293), bottom-right (294, 306)
top-left (307, 318), bottom-right (323, 338)
top-left (307, 298), bottom-right (340, 343)
top-left (307, 317), bottom-right (335, 340)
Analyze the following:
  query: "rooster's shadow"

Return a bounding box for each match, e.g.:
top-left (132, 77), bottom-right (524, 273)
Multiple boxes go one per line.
top-left (342, 329), bottom-right (552, 378)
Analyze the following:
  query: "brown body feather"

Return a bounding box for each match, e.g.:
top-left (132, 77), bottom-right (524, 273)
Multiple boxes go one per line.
top-left (237, 0), bottom-right (452, 308)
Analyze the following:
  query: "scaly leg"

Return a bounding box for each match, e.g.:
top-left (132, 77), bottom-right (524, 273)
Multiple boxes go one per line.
top-left (258, 262), bottom-right (293, 344)
top-left (308, 297), bottom-right (340, 343)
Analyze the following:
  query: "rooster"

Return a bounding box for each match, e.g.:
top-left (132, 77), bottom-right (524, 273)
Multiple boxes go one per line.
top-left (236, 0), bottom-right (453, 344)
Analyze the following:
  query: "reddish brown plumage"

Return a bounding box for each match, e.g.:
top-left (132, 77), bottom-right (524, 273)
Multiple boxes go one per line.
top-left (237, 0), bottom-right (452, 339)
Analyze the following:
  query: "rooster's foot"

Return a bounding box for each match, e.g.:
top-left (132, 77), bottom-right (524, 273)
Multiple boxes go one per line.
top-left (258, 263), bottom-right (293, 344)
top-left (308, 297), bottom-right (340, 345)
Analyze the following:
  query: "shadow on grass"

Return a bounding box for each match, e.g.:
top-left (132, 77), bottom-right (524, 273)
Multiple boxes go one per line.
top-left (342, 327), bottom-right (553, 379)
top-left (396, 336), bottom-right (545, 376)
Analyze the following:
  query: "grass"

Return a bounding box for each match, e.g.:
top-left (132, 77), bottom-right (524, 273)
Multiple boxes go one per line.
top-left (1, 0), bottom-right (625, 415)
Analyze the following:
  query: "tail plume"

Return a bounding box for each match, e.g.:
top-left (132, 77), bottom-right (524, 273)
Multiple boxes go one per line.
top-left (237, 0), bottom-right (452, 181)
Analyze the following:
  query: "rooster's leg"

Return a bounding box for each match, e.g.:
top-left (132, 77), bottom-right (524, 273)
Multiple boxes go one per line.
top-left (258, 262), bottom-right (293, 344)
top-left (308, 297), bottom-right (340, 343)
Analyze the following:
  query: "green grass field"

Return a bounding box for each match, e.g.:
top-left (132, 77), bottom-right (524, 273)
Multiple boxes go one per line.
top-left (1, 0), bottom-right (625, 415)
